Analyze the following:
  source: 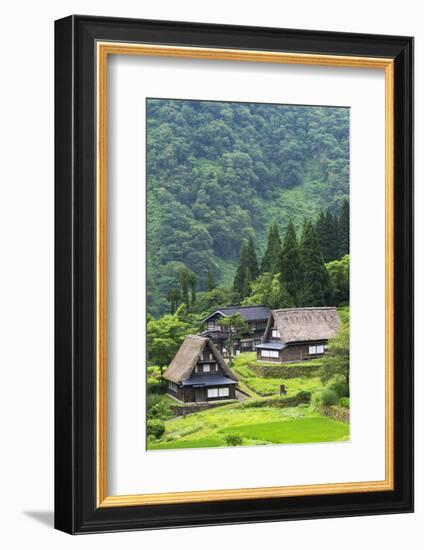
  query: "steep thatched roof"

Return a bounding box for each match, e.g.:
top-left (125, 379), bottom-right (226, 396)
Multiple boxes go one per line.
top-left (267, 307), bottom-right (340, 344)
top-left (164, 335), bottom-right (237, 384)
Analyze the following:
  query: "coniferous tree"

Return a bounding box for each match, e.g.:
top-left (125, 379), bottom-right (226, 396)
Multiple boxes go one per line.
top-left (315, 209), bottom-right (338, 262)
top-left (260, 222), bottom-right (282, 274)
top-left (187, 271), bottom-right (198, 305)
top-left (233, 242), bottom-right (251, 299)
top-left (300, 221), bottom-right (333, 306)
top-left (178, 267), bottom-right (190, 306)
top-left (246, 236), bottom-right (259, 281)
top-left (280, 221), bottom-right (303, 306)
top-left (207, 271), bottom-right (216, 291)
top-left (338, 199), bottom-right (350, 257)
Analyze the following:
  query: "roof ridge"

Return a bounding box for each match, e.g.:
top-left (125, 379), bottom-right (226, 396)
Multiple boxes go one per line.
top-left (221, 304), bottom-right (267, 309)
top-left (273, 306), bottom-right (337, 313)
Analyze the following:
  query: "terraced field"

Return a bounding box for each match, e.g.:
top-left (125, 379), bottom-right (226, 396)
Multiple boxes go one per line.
top-left (147, 350), bottom-right (349, 451)
top-left (148, 400), bottom-right (349, 450)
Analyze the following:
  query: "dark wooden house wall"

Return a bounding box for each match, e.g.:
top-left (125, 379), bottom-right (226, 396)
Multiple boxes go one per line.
top-left (256, 341), bottom-right (327, 363)
top-left (168, 384), bottom-right (236, 403)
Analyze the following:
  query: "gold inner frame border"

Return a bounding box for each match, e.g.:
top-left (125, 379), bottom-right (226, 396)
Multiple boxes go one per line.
top-left (96, 42), bottom-right (395, 508)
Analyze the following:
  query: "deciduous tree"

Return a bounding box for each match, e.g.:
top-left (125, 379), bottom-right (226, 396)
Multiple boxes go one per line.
top-left (217, 313), bottom-right (248, 366)
top-left (320, 317), bottom-right (350, 388)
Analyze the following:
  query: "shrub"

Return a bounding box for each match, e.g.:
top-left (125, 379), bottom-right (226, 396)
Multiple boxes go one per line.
top-left (147, 419), bottom-right (165, 439)
top-left (295, 390), bottom-right (312, 402)
top-left (147, 377), bottom-right (168, 395)
top-left (225, 433), bottom-right (243, 446)
top-left (340, 397), bottom-right (350, 409)
top-left (320, 389), bottom-right (338, 406)
top-left (148, 400), bottom-right (172, 420)
top-left (326, 374), bottom-right (349, 398)
top-left (297, 403), bottom-right (310, 409)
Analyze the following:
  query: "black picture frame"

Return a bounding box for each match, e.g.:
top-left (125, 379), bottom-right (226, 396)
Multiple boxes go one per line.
top-left (55, 15), bottom-right (414, 534)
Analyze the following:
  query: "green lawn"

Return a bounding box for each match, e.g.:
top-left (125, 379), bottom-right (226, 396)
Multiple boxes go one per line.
top-left (147, 401), bottom-right (349, 450)
top-left (220, 417), bottom-right (349, 444)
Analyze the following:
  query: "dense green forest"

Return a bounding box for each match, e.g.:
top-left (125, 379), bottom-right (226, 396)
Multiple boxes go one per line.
top-left (147, 99), bottom-right (349, 316)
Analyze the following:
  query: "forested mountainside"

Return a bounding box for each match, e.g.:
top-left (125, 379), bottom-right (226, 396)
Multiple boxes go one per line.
top-left (146, 99), bottom-right (349, 316)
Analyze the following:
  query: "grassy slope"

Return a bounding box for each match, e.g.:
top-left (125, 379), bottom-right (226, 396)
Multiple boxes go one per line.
top-left (148, 403), bottom-right (349, 450)
top-left (231, 353), bottom-right (324, 397)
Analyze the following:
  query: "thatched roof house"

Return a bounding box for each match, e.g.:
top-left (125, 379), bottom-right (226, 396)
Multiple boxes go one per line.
top-left (164, 335), bottom-right (237, 403)
top-left (200, 305), bottom-right (270, 355)
top-left (257, 307), bottom-right (340, 363)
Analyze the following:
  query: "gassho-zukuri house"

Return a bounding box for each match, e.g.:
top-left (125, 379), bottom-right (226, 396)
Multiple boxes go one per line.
top-left (200, 305), bottom-right (270, 356)
top-left (164, 335), bottom-right (238, 403)
top-left (256, 307), bottom-right (340, 363)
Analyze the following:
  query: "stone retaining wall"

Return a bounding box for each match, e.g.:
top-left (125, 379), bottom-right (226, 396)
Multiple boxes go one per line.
top-left (249, 363), bottom-right (321, 379)
top-left (171, 400), bottom-right (237, 417)
top-left (241, 391), bottom-right (311, 409)
top-left (322, 405), bottom-right (350, 423)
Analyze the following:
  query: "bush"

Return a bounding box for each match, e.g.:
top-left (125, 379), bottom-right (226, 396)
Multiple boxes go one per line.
top-left (147, 377), bottom-right (168, 395)
top-left (326, 374), bottom-right (349, 398)
top-left (295, 390), bottom-right (312, 402)
top-left (340, 397), bottom-right (350, 409)
top-left (225, 433), bottom-right (243, 446)
top-left (147, 419), bottom-right (165, 439)
top-left (147, 395), bottom-right (172, 420)
top-left (320, 389), bottom-right (338, 406)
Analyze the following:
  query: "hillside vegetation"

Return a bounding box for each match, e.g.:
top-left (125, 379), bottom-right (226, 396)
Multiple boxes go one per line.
top-left (147, 99), bottom-right (349, 315)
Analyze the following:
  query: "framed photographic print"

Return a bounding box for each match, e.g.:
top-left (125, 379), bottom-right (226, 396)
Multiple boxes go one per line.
top-left (54, 15), bottom-right (414, 533)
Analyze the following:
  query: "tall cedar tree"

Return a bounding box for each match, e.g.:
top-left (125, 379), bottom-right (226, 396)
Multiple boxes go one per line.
top-left (246, 236), bottom-right (259, 280)
top-left (279, 221), bottom-right (303, 306)
top-left (187, 271), bottom-right (198, 305)
top-left (338, 199), bottom-right (349, 257)
top-left (207, 271), bottom-right (216, 291)
top-left (233, 242), bottom-right (252, 299)
top-left (300, 221), bottom-right (333, 306)
top-left (178, 267), bottom-right (190, 306)
top-left (315, 209), bottom-right (339, 262)
top-left (260, 222), bottom-right (282, 274)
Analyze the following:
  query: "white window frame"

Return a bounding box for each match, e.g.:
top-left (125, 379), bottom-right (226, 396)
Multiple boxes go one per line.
top-left (218, 387), bottom-right (229, 397)
top-left (261, 349), bottom-right (279, 358)
top-left (203, 364), bottom-right (210, 372)
top-left (207, 388), bottom-right (218, 399)
top-left (271, 328), bottom-right (280, 338)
